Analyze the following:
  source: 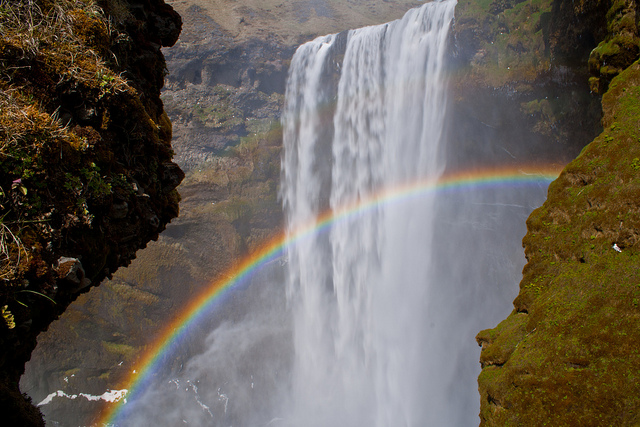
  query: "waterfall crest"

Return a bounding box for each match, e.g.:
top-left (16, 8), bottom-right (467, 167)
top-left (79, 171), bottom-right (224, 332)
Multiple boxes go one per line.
top-left (281, 1), bottom-right (457, 425)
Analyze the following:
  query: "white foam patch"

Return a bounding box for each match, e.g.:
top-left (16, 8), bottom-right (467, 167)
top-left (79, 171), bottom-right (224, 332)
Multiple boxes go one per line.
top-left (37, 389), bottom-right (128, 407)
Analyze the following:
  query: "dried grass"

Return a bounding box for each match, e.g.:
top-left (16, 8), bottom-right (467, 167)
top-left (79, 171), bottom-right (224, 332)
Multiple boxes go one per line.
top-left (0, 0), bottom-right (130, 94)
top-left (0, 222), bottom-right (27, 281)
top-left (0, 0), bottom-right (126, 285)
top-left (1, 0), bottom-right (94, 54)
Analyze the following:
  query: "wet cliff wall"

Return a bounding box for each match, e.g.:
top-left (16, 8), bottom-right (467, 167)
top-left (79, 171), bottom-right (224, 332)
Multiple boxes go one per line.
top-left (0, 0), bottom-right (183, 424)
top-left (466, 0), bottom-right (640, 424)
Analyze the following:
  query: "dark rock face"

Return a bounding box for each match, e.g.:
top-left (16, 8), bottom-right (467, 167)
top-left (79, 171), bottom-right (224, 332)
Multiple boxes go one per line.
top-left (547, 0), bottom-right (640, 92)
top-left (448, 0), bottom-right (601, 173)
top-left (0, 1), bottom-right (183, 424)
top-left (547, 0), bottom-right (611, 64)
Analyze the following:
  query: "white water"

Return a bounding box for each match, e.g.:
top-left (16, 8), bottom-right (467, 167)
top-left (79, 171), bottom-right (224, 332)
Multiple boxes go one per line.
top-left (37, 389), bottom-right (128, 407)
top-left (280, 1), bottom-right (458, 425)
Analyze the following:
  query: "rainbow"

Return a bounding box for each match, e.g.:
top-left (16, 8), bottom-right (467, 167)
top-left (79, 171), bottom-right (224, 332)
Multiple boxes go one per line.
top-left (97, 165), bottom-right (562, 425)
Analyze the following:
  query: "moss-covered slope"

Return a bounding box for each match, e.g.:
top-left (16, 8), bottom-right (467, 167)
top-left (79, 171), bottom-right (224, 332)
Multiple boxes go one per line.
top-left (478, 60), bottom-right (640, 427)
top-left (0, 0), bottom-right (183, 424)
top-left (476, 0), bottom-right (640, 424)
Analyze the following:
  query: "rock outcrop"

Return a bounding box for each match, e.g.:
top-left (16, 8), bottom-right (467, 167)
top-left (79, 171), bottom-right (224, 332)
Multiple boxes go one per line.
top-left (0, 0), bottom-right (183, 424)
top-left (449, 0), bottom-right (602, 173)
top-left (473, 0), bottom-right (640, 424)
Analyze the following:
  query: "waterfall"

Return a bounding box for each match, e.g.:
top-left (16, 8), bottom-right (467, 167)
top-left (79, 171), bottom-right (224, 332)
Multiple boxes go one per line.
top-left (281, 1), bottom-right (458, 425)
top-left (67, 1), bottom-right (554, 425)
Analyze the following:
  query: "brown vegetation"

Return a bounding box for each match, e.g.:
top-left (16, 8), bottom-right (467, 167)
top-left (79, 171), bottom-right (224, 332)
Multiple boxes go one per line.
top-left (0, 0), bottom-right (182, 424)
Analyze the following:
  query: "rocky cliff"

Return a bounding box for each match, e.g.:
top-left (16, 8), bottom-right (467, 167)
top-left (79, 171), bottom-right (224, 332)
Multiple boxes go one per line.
top-left (0, 0), bottom-right (183, 424)
top-left (469, 0), bottom-right (640, 424)
top-left (449, 0), bottom-right (601, 173)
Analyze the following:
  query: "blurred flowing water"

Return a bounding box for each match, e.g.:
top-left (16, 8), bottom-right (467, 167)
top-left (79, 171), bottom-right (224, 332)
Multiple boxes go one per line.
top-left (280, 1), bottom-right (457, 425)
top-left (279, 0), bottom-right (549, 425)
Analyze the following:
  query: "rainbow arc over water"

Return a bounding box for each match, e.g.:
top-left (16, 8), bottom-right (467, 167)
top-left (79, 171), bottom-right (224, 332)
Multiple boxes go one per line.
top-left (97, 165), bottom-right (562, 425)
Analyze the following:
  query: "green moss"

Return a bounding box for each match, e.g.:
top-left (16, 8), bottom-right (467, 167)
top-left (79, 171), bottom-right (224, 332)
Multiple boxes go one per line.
top-left (245, 118), bottom-right (277, 134)
top-left (478, 313), bottom-right (528, 367)
top-left (192, 103), bottom-right (244, 131)
top-left (588, 0), bottom-right (640, 94)
top-left (102, 341), bottom-right (137, 358)
top-left (211, 198), bottom-right (254, 223)
top-left (63, 368), bottom-right (80, 378)
top-left (455, 0), bottom-right (553, 89)
top-left (478, 61), bottom-right (640, 425)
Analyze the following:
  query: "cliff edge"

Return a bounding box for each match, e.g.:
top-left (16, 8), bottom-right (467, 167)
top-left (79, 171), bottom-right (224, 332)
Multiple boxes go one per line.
top-left (472, 0), bottom-right (640, 424)
top-left (0, 0), bottom-right (183, 424)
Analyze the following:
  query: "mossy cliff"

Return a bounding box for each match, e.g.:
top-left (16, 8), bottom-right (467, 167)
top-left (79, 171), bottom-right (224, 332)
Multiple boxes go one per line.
top-left (0, 0), bottom-right (182, 424)
top-left (473, 0), bottom-right (640, 424)
top-left (450, 0), bottom-right (639, 166)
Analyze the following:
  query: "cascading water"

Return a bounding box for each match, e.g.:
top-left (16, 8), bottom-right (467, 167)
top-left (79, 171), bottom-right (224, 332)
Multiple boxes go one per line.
top-left (279, 0), bottom-right (552, 424)
top-left (47, 1), bottom-right (557, 425)
top-left (280, 1), bottom-right (456, 425)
